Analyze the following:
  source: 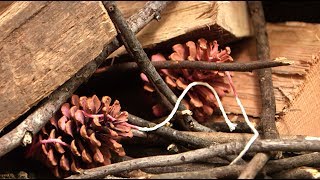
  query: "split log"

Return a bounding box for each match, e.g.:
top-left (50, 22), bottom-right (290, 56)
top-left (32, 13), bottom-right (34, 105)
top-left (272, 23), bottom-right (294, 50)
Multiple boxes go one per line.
top-left (110, 1), bottom-right (253, 57)
top-left (0, 1), bottom-right (117, 131)
top-left (215, 22), bottom-right (320, 136)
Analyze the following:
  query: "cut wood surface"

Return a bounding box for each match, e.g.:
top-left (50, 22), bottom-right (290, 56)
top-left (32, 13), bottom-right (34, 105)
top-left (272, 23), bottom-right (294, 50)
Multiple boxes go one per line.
top-left (218, 22), bottom-right (320, 136)
top-left (0, 1), bottom-right (12, 14)
top-left (110, 1), bottom-right (253, 57)
top-left (0, 1), bottom-right (117, 130)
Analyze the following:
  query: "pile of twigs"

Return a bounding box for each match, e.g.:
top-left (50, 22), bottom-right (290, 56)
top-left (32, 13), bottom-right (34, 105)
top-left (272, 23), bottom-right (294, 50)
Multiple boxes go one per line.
top-left (0, 1), bottom-right (320, 179)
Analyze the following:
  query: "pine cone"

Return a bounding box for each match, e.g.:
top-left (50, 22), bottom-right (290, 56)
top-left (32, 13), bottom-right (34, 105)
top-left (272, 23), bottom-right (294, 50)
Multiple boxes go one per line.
top-left (25, 95), bottom-right (133, 178)
top-left (141, 38), bottom-right (233, 122)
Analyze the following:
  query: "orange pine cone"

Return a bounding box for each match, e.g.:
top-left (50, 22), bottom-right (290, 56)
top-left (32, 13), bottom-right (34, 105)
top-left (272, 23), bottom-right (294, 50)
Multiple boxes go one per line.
top-left (141, 38), bottom-right (233, 122)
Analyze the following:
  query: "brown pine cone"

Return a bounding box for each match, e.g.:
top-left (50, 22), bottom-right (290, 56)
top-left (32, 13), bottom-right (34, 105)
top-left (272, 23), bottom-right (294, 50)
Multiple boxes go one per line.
top-left (25, 95), bottom-right (134, 178)
top-left (141, 38), bottom-right (234, 122)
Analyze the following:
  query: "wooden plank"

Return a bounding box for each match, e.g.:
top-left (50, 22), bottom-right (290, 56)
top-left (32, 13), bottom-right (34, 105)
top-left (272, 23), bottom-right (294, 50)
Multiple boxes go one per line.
top-left (211, 22), bottom-right (320, 136)
top-left (110, 1), bottom-right (253, 57)
top-left (0, 1), bottom-right (117, 131)
top-left (0, 1), bottom-right (12, 15)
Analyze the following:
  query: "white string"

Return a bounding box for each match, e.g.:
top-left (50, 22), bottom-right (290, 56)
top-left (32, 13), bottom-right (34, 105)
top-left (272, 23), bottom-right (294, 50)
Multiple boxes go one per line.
top-left (225, 71), bottom-right (259, 165)
top-left (135, 71), bottom-right (258, 165)
top-left (136, 81), bottom-right (237, 132)
top-left (229, 96), bottom-right (259, 164)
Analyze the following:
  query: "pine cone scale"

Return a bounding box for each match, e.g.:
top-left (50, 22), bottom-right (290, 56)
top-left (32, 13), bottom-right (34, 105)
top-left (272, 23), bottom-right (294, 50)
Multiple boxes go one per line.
top-left (25, 95), bottom-right (134, 178)
top-left (141, 38), bottom-right (234, 122)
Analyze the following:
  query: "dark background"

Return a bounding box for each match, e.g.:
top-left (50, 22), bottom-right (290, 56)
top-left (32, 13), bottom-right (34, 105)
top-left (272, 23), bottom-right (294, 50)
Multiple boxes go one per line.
top-left (263, 1), bottom-right (320, 23)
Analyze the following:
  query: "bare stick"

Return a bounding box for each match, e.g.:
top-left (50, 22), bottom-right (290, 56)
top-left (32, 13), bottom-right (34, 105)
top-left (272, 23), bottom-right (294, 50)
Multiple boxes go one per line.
top-left (239, 153), bottom-right (269, 178)
top-left (263, 152), bottom-right (320, 174)
top-left (203, 118), bottom-right (260, 133)
top-left (239, 1), bottom-right (280, 178)
top-left (146, 152), bottom-right (320, 179)
top-left (0, 1), bottom-right (171, 158)
top-left (271, 167), bottom-right (320, 179)
top-left (181, 131), bottom-right (310, 144)
top-left (147, 165), bottom-right (241, 179)
top-left (67, 139), bottom-right (320, 179)
top-left (104, 1), bottom-right (214, 132)
top-left (128, 114), bottom-right (213, 147)
top-left (249, 0), bottom-right (279, 141)
top-left (112, 155), bottom-right (220, 176)
top-left (95, 59), bottom-right (291, 74)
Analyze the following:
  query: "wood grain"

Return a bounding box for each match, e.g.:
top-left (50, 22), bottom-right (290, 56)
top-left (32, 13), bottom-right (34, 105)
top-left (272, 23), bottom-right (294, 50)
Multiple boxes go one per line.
top-left (210, 22), bottom-right (320, 136)
top-left (0, 1), bottom-right (117, 130)
top-left (0, 1), bottom-right (12, 15)
top-left (219, 23), bottom-right (319, 118)
top-left (110, 1), bottom-right (253, 57)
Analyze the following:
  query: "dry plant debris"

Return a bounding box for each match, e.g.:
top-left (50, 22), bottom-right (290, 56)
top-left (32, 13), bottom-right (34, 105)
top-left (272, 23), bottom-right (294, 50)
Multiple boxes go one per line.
top-left (140, 38), bottom-right (233, 122)
top-left (25, 95), bottom-right (133, 178)
top-left (0, 1), bottom-right (319, 179)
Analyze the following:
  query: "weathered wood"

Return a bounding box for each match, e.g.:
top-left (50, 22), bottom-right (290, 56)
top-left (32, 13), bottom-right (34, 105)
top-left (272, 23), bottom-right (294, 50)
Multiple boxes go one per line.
top-left (0, 1), bottom-right (117, 130)
top-left (214, 22), bottom-right (320, 136)
top-left (109, 1), bottom-right (253, 57)
top-left (0, 1), bottom-right (12, 14)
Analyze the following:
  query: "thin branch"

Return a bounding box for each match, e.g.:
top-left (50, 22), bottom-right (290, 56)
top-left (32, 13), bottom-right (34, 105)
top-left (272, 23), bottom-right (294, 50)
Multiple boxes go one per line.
top-left (147, 165), bottom-right (240, 179)
top-left (271, 167), bottom-right (320, 179)
top-left (0, 1), bottom-right (171, 158)
top-left (263, 152), bottom-right (320, 174)
top-left (128, 114), bottom-right (213, 147)
top-left (95, 59), bottom-right (291, 74)
top-left (67, 139), bottom-right (320, 179)
top-left (142, 163), bottom-right (219, 175)
top-left (103, 1), bottom-right (214, 132)
top-left (238, 153), bottom-right (269, 178)
top-left (112, 155), bottom-right (221, 176)
top-left (249, 0), bottom-right (279, 140)
top-left (203, 118), bottom-right (261, 133)
top-left (145, 152), bottom-right (320, 179)
top-left (130, 126), bottom-right (310, 148)
top-left (128, 114), bottom-right (307, 165)
top-left (239, 1), bottom-right (280, 178)
top-left (181, 131), bottom-right (310, 144)
top-left (129, 115), bottom-right (241, 164)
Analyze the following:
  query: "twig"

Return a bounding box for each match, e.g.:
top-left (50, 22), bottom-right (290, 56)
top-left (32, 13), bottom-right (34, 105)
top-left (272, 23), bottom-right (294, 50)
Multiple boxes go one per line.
top-left (103, 175), bottom-right (131, 179)
top-left (147, 165), bottom-right (241, 179)
top-left (0, 1), bottom-right (171, 158)
top-left (203, 118), bottom-right (261, 133)
top-left (271, 167), bottom-right (320, 179)
top-left (239, 1), bottom-right (280, 178)
top-left (128, 114), bottom-right (213, 147)
top-left (128, 115), bottom-right (310, 165)
top-left (181, 131), bottom-right (310, 144)
top-left (95, 59), bottom-right (291, 74)
top-left (142, 163), bottom-right (219, 175)
top-left (131, 118), bottom-right (248, 165)
top-left (146, 152), bottom-right (320, 179)
top-left (103, 1), bottom-right (214, 132)
top-left (239, 153), bottom-right (270, 178)
top-left (112, 155), bottom-right (221, 176)
top-left (248, 0), bottom-right (279, 141)
top-left (263, 152), bottom-right (320, 174)
top-left (67, 139), bottom-right (320, 179)
top-left (136, 81), bottom-right (237, 132)
top-left (127, 129), bottom-right (312, 150)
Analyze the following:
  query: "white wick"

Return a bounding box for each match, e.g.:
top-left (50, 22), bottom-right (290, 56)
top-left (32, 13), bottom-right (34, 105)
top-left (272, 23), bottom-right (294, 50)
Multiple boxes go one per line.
top-left (136, 81), bottom-right (237, 132)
